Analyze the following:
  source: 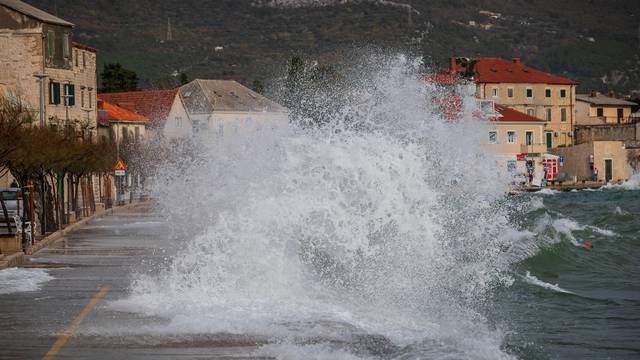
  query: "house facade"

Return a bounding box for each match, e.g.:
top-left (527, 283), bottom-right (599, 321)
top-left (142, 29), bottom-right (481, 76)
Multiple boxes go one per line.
top-left (576, 91), bottom-right (637, 125)
top-left (176, 79), bottom-right (289, 139)
top-left (98, 89), bottom-right (183, 139)
top-left (489, 104), bottom-right (548, 180)
top-left (0, 0), bottom-right (97, 136)
top-left (448, 57), bottom-right (577, 149)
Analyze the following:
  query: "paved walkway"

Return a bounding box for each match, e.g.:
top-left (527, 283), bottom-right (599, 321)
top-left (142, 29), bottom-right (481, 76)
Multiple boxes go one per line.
top-left (0, 205), bottom-right (261, 359)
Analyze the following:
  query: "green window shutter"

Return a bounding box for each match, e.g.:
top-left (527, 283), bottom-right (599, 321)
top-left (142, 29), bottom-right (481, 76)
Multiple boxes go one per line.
top-left (53, 82), bottom-right (60, 104)
top-left (68, 84), bottom-right (75, 106)
top-left (47, 31), bottom-right (55, 58)
top-left (560, 89), bottom-right (566, 98)
top-left (49, 81), bottom-right (55, 104)
top-left (526, 88), bottom-right (533, 97)
top-left (545, 89), bottom-right (551, 97)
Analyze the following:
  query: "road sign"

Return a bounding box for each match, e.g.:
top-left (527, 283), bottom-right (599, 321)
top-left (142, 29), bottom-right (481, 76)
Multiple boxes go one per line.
top-left (114, 170), bottom-right (125, 176)
top-left (114, 159), bottom-right (126, 171)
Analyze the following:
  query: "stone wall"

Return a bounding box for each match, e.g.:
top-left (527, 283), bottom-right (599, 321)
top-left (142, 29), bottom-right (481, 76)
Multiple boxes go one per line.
top-left (574, 123), bottom-right (637, 144)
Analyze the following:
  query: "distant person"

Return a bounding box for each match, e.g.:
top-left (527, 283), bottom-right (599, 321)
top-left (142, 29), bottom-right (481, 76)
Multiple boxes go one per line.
top-left (593, 168), bottom-right (598, 181)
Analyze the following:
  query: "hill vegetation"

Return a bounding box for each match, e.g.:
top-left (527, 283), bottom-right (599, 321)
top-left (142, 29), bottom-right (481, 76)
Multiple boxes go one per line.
top-left (30, 0), bottom-right (640, 95)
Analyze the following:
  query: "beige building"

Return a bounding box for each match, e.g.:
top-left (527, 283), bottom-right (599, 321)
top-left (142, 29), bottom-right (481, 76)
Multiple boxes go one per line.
top-left (449, 57), bottom-right (577, 149)
top-left (576, 91), bottom-right (637, 125)
top-left (98, 89), bottom-right (183, 140)
top-left (0, 0), bottom-right (97, 137)
top-left (487, 103), bottom-right (548, 180)
top-left (96, 97), bottom-right (149, 144)
top-left (176, 79), bottom-right (289, 139)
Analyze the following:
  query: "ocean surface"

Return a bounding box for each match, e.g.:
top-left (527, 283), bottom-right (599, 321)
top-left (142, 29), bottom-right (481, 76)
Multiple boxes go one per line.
top-left (498, 185), bottom-right (640, 359)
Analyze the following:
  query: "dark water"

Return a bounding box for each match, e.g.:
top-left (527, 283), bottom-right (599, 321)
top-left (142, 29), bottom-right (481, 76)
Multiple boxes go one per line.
top-left (499, 186), bottom-right (640, 359)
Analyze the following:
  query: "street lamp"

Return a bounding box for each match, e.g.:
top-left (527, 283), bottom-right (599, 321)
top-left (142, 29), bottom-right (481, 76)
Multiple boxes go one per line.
top-left (33, 73), bottom-right (47, 235)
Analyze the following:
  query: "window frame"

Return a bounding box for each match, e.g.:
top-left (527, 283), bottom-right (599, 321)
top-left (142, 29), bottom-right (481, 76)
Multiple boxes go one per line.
top-left (560, 108), bottom-right (567, 122)
top-left (546, 108), bottom-right (552, 122)
top-left (525, 131), bottom-right (534, 145)
top-left (488, 131), bottom-right (497, 144)
top-left (46, 30), bottom-right (55, 59)
top-left (507, 87), bottom-right (514, 98)
top-left (48, 81), bottom-right (60, 104)
top-left (545, 88), bottom-right (551, 98)
top-left (526, 88), bottom-right (533, 98)
top-left (560, 89), bottom-right (567, 98)
top-left (507, 131), bottom-right (517, 144)
top-left (491, 88), bottom-right (498, 98)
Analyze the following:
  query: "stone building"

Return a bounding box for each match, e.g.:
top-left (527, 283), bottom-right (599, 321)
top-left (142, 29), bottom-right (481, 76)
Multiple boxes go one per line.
top-left (448, 57), bottom-right (577, 148)
top-left (576, 91), bottom-right (637, 125)
top-left (0, 0), bottom-right (97, 136)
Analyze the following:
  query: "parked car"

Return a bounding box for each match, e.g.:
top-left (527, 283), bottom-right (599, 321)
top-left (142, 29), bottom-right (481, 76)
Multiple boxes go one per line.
top-left (0, 187), bottom-right (21, 235)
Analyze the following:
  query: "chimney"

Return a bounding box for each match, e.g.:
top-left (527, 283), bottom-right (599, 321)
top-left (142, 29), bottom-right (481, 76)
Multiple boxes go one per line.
top-left (608, 90), bottom-right (615, 98)
top-left (590, 90), bottom-right (598, 97)
top-left (449, 57), bottom-right (457, 72)
top-left (512, 58), bottom-right (521, 64)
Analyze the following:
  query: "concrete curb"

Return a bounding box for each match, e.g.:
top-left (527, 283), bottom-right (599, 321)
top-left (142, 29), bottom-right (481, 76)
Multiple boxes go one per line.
top-left (0, 252), bottom-right (25, 269)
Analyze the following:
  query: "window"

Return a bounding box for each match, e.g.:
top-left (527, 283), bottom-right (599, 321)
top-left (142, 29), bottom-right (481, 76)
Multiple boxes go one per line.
top-left (81, 89), bottom-right (85, 107)
top-left (62, 33), bottom-right (70, 59)
top-left (492, 88), bottom-right (498, 98)
top-left (546, 108), bottom-right (552, 121)
top-left (175, 116), bottom-right (182, 128)
top-left (525, 131), bottom-right (533, 145)
top-left (88, 90), bottom-right (92, 108)
top-left (507, 131), bottom-right (516, 144)
top-left (134, 127), bottom-right (140, 142)
top-left (82, 52), bottom-right (86, 68)
top-left (561, 108), bottom-right (567, 122)
top-left (48, 81), bottom-right (60, 104)
top-left (560, 89), bottom-right (567, 98)
top-left (545, 88), bottom-right (551, 98)
top-left (74, 49), bottom-right (78, 66)
top-left (46, 31), bottom-right (55, 58)
top-left (597, 108), bottom-right (603, 117)
top-left (489, 131), bottom-right (497, 144)
top-left (63, 83), bottom-right (75, 106)
top-left (526, 88), bottom-right (533, 98)
top-left (121, 127), bottom-right (128, 143)
top-left (507, 160), bottom-right (517, 172)
top-left (527, 108), bottom-right (535, 116)
top-left (507, 88), bottom-right (513, 98)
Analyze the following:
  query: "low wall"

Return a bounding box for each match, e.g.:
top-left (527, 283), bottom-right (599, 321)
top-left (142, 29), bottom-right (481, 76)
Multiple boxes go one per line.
top-left (575, 123), bottom-right (637, 144)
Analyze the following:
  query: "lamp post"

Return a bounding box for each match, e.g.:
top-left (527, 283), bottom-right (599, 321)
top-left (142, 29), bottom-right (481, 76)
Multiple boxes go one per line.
top-left (33, 73), bottom-right (47, 235)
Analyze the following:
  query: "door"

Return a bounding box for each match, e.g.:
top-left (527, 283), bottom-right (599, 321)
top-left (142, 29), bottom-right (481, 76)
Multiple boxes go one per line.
top-left (605, 159), bottom-right (613, 183)
top-left (617, 108), bottom-right (623, 123)
top-left (546, 132), bottom-right (552, 149)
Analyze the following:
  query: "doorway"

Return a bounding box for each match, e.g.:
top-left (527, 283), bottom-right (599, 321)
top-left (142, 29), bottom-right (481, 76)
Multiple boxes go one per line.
top-left (617, 108), bottom-right (623, 123)
top-left (605, 159), bottom-right (613, 183)
top-left (546, 132), bottom-right (552, 149)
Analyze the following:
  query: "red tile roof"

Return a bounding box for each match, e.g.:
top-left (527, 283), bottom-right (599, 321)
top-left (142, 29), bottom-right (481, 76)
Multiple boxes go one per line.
top-left (98, 89), bottom-right (178, 127)
top-left (493, 104), bottom-right (546, 123)
top-left (97, 98), bottom-right (148, 125)
top-left (451, 57), bottom-right (577, 85)
top-left (423, 71), bottom-right (463, 86)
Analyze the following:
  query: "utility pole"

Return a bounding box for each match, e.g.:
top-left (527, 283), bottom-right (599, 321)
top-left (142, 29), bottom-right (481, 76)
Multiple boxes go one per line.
top-left (34, 73), bottom-right (47, 235)
top-left (167, 17), bottom-right (173, 41)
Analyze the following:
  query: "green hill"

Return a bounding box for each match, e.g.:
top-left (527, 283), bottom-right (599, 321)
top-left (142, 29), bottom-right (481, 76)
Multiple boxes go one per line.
top-left (30, 0), bottom-right (640, 95)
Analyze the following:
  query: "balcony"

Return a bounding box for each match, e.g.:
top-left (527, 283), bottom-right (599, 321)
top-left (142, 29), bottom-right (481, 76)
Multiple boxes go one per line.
top-left (520, 143), bottom-right (547, 154)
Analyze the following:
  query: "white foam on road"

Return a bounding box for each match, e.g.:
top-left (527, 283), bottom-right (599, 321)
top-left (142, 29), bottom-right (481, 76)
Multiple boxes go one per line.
top-left (0, 268), bottom-right (53, 295)
top-left (523, 271), bottom-right (573, 294)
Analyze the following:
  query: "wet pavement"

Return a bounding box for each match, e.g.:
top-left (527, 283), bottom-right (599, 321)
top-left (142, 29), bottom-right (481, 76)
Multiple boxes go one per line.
top-left (0, 205), bottom-right (265, 360)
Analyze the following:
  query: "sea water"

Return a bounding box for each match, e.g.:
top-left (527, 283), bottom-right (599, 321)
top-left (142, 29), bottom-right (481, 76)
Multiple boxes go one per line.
top-left (110, 56), bottom-right (640, 359)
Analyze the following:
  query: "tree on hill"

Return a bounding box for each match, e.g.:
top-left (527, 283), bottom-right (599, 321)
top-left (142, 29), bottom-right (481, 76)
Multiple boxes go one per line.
top-left (100, 63), bottom-right (139, 93)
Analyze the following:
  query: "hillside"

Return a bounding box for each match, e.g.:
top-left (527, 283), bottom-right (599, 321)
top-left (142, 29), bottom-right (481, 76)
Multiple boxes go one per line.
top-left (29, 0), bottom-right (640, 95)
